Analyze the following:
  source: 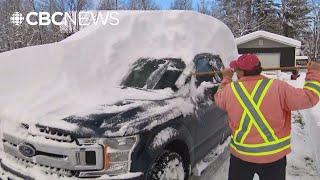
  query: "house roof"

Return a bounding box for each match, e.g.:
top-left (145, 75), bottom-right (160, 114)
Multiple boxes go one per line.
top-left (236, 30), bottom-right (301, 48)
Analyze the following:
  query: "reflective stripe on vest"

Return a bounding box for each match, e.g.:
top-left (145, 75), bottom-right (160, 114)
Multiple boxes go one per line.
top-left (230, 79), bottom-right (291, 156)
top-left (234, 79), bottom-right (272, 143)
top-left (230, 136), bottom-right (291, 156)
top-left (304, 80), bottom-right (320, 96)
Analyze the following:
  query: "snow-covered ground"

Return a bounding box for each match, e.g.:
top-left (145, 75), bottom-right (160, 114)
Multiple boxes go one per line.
top-left (197, 72), bottom-right (320, 180)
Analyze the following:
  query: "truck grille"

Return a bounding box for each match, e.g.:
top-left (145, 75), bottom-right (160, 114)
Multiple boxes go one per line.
top-left (2, 132), bottom-right (104, 174)
top-left (2, 139), bottom-right (67, 159)
top-left (12, 156), bottom-right (76, 177)
top-left (37, 127), bottom-right (74, 143)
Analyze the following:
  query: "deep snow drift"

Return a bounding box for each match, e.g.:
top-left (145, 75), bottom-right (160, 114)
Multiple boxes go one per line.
top-left (0, 11), bottom-right (237, 133)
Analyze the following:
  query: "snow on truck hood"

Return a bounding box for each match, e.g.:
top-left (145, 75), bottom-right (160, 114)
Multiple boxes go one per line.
top-left (0, 11), bottom-right (237, 135)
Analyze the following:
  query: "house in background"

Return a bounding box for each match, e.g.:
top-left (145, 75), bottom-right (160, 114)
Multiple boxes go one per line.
top-left (236, 30), bottom-right (302, 68)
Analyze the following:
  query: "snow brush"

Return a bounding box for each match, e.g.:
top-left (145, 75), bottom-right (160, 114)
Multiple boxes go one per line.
top-left (192, 66), bottom-right (308, 77)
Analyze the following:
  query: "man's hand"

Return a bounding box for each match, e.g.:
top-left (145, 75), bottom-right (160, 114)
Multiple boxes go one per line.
top-left (307, 61), bottom-right (320, 72)
top-left (221, 68), bottom-right (234, 79)
top-left (217, 68), bottom-right (234, 91)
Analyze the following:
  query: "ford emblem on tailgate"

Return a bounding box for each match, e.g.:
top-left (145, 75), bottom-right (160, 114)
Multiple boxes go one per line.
top-left (18, 143), bottom-right (36, 157)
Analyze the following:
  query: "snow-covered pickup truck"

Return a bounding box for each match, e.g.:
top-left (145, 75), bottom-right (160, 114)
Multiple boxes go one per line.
top-left (0, 11), bottom-right (238, 179)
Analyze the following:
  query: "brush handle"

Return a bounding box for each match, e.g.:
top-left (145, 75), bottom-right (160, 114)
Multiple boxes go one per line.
top-left (192, 66), bottom-right (308, 77)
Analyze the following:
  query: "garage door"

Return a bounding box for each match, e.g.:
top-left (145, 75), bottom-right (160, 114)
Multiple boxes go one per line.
top-left (255, 53), bottom-right (280, 68)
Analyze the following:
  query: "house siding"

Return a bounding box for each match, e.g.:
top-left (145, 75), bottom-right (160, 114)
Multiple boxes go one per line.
top-left (238, 47), bottom-right (296, 68)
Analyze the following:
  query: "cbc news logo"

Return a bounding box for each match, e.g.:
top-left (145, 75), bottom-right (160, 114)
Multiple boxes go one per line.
top-left (10, 11), bottom-right (120, 26)
top-left (10, 12), bottom-right (24, 26)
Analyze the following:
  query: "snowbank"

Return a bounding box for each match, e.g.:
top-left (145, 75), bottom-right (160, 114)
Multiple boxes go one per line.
top-left (0, 11), bottom-right (237, 131)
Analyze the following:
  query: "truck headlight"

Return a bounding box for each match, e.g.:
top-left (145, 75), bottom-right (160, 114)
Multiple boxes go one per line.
top-left (78, 135), bottom-right (139, 176)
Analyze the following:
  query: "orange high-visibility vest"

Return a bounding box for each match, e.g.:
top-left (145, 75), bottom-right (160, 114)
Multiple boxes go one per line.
top-left (230, 79), bottom-right (291, 156)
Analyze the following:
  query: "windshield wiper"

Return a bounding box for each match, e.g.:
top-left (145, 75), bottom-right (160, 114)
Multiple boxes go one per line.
top-left (145, 61), bottom-right (170, 89)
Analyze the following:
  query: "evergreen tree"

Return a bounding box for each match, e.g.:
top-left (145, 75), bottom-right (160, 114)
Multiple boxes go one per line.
top-left (99, 0), bottom-right (123, 10)
top-left (215, 0), bottom-right (282, 37)
top-left (255, 0), bottom-right (281, 34)
top-left (281, 0), bottom-right (311, 38)
top-left (127, 0), bottom-right (159, 10)
top-left (197, 0), bottom-right (210, 15)
top-left (218, 0), bottom-right (257, 37)
top-left (171, 0), bottom-right (193, 10)
top-left (307, 0), bottom-right (320, 59)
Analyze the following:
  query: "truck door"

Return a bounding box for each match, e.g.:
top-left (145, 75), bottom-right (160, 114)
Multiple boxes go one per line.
top-left (192, 54), bottom-right (229, 160)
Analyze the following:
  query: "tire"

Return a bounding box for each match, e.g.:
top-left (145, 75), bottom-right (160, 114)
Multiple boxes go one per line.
top-left (147, 150), bottom-right (188, 180)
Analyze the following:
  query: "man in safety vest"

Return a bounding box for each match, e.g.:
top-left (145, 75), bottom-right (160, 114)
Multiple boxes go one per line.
top-left (214, 54), bottom-right (320, 180)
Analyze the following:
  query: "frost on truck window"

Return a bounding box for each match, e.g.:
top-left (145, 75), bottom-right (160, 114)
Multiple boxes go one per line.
top-left (122, 58), bottom-right (186, 90)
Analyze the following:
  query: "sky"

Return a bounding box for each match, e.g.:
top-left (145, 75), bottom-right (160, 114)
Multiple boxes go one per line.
top-left (155, 0), bottom-right (172, 9)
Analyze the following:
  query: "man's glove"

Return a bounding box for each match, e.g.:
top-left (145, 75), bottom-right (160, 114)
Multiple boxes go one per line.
top-left (217, 68), bottom-right (234, 92)
top-left (221, 68), bottom-right (234, 79)
top-left (307, 61), bottom-right (320, 72)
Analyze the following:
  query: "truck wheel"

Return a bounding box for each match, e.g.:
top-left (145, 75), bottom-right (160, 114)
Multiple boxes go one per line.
top-left (147, 150), bottom-right (187, 180)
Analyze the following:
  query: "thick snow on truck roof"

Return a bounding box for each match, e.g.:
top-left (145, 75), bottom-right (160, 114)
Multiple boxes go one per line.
top-left (0, 10), bottom-right (237, 128)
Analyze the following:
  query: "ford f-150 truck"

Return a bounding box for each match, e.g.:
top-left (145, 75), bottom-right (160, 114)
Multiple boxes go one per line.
top-left (0, 11), bottom-right (238, 180)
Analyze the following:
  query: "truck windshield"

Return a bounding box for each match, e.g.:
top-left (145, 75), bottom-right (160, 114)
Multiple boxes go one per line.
top-left (122, 58), bottom-right (186, 90)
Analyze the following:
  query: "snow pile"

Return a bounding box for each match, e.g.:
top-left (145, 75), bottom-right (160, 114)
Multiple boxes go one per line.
top-left (304, 106), bottom-right (320, 175)
top-left (308, 103), bottom-right (320, 127)
top-left (101, 97), bottom-right (195, 137)
top-left (262, 71), bottom-right (292, 80)
top-left (287, 111), bottom-right (319, 179)
top-left (0, 11), bottom-right (237, 132)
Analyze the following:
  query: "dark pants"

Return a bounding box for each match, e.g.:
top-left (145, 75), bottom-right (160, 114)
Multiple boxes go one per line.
top-left (228, 154), bottom-right (287, 180)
